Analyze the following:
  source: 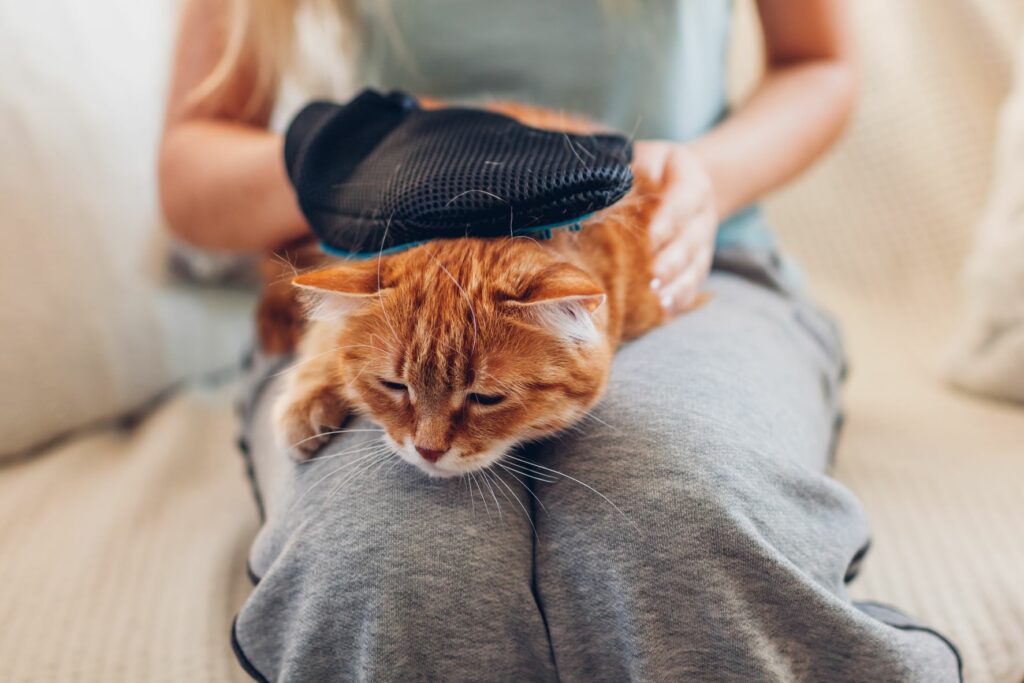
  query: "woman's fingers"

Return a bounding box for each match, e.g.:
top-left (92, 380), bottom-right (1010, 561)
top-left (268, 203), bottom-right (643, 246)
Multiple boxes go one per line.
top-left (652, 210), bottom-right (714, 284)
top-left (648, 186), bottom-right (713, 250)
top-left (635, 139), bottom-right (719, 317)
top-left (659, 267), bottom-right (698, 314)
top-left (647, 194), bottom-right (685, 253)
top-left (657, 245), bottom-right (713, 316)
top-left (651, 230), bottom-right (690, 285)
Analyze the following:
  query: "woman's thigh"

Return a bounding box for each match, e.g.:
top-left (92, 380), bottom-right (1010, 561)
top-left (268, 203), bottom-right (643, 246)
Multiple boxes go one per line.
top-left (527, 271), bottom-right (958, 682)
top-left (234, 368), bottom-right (555, 682)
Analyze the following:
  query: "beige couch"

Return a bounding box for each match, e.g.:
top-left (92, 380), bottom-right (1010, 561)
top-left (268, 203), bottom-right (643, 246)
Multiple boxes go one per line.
top-left (1, 1), bottom-right (1022, 682)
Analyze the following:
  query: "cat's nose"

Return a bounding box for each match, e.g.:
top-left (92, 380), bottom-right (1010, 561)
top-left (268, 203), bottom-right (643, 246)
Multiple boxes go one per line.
top-left (415, 446), bottom-right (447, 463)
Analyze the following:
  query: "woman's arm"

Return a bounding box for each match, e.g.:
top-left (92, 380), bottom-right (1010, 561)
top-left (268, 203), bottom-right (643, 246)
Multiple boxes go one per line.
top-left (692, 0), bottom-right (857, 218)
top-left (647, 0), bottom-right (855, 314)
top-left (158, 0), bottom-right (307, 251)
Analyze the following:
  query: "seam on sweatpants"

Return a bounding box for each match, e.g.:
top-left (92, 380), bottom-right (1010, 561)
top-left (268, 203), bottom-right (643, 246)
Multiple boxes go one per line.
top-left (236, 434), bottom-right (266, 523)
top-left (246, 560), bottom-right (262, 586)
top-left (856, 600), bottom-right (964, 682)
top-left (843, 539), bottom-right (871, 584)
top-left (232, 616), bottom-right (271, 683)
top-left (527, 470), bottom-right (560, 681)
top-left (236, 353), bottom-right (295, 528)
top-left (888, 623), bottom-right (964, 683)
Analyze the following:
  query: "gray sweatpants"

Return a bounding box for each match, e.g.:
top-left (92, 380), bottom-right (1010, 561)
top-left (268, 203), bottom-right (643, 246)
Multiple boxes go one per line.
top-left (233, 250), bottom-right (961, 682)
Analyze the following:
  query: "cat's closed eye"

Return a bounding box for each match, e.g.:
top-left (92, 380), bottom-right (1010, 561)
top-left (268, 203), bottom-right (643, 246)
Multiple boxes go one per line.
top-left (468, 393), bottom-right (505, 406)
top-left (379, 378), bottom-right (408, 393)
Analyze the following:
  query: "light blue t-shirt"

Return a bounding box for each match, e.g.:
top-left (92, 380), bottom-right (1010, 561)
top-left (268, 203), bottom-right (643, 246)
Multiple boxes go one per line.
top-left (352, 0), bottom-right (773, 251)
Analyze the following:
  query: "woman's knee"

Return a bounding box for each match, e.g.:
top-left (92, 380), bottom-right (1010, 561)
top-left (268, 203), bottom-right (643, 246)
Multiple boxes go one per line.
top-left (578, 352), bottom-right (841, 499)
top-left (535, 383), bottom-right (866, 590)
top-left (565, 380), bottom-right (780, 495)
top-left (239, 462), bottom-right (555, 680)
top-left (260, 453), bottom-right (536, 591)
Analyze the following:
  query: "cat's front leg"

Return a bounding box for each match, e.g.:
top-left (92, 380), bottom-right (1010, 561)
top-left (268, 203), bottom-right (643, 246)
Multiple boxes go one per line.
top-left (273, 366), bottom-right (351, 461)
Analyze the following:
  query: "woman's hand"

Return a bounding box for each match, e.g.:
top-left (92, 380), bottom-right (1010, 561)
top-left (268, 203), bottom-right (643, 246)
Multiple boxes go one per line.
top-left (634, 140), bottom-right (719, 317)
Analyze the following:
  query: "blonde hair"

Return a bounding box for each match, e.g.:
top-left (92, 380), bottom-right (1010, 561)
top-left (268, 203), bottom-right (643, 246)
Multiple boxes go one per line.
top-left (190, 0), bottom-right (359, 113)
top-left (191, 0), bottom-right (625, 113)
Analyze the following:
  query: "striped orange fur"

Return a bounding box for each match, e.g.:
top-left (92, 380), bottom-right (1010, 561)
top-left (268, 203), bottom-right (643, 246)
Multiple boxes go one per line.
top-left (266, 102), bottom-right (691, 477)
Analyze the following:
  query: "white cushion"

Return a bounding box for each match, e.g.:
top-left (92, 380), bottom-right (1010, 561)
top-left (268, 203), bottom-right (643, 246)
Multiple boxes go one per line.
top-left (745, 0), bottom-right (1024, 679)
top-left (0, 0), bottom-right (254, 457)
top-left (945, 32), bottom-right (1024, 403)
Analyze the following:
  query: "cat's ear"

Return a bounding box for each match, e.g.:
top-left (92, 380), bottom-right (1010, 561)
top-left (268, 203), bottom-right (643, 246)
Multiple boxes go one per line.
top-left (292, 262), bottom-right (385, 320)
top-left (507, 263), bottom-right (606, 342)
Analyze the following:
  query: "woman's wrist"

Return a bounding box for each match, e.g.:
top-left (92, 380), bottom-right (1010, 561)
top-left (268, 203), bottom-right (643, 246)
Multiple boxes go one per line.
top-left (685, 135), bottom-right (734, 221)
top-left (160, 121), bottom-right (312, 252)
top-left (271, 136), bottom-right (312, 247)
top-left (682, 57), bottom-right (858, 225)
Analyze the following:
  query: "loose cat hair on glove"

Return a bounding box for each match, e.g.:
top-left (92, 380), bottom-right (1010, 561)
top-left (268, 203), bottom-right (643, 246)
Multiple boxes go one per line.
top-left (284, 89), bottom-right (634, 256)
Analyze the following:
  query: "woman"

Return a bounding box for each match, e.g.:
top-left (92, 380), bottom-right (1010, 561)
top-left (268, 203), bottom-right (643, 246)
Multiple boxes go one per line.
top-left (160, 1), bottom-right (962, 680)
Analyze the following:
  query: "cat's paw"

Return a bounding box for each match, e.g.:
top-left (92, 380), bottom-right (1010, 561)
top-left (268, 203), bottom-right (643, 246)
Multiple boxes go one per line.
top-left (273, 386), bottom-right (350, 461)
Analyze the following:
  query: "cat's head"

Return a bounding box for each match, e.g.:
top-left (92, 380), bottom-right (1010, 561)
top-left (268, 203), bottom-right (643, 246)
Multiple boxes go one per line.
top-left (294, 238), bottom-right (611, 477)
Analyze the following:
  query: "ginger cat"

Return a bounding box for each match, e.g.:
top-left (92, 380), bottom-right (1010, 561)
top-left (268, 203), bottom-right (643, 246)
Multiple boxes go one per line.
top-left (263, 103), bottom-right (692, 477)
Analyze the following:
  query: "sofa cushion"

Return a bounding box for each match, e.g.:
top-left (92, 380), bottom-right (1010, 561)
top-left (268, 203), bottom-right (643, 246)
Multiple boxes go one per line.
top-left (0, 0), bottom-right (254, 457)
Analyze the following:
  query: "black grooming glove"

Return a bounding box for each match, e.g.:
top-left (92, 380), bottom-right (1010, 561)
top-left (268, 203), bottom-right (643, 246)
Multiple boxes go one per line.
top-left (284, 89), bottom-right (633, 256)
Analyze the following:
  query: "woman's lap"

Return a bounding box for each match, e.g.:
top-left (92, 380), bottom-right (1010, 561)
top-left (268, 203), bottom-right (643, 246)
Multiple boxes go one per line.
top-left (238, 373), bottom-right (556, 681)
top-left (233, 257), bottom-right (960, 682)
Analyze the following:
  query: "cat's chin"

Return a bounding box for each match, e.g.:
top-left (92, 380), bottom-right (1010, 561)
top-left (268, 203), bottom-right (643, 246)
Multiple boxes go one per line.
top-left (385, 434), bottom-right (514, 479)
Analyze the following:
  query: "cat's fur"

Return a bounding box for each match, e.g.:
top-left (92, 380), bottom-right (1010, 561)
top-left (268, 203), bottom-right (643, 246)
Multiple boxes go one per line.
top-left (261, 103), bottom-right (691, 477)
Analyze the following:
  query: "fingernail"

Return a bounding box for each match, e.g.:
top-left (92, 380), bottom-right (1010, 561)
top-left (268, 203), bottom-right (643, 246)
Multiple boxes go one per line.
top-left (660, 293), bottom-right (673, 310)
top-left (650, 278), bottom-right (662, 290)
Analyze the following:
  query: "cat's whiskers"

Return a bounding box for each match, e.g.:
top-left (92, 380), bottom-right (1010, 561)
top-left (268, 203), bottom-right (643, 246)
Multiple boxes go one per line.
top-left (497, 463), bottom-right (550, 515)
top-left (470, 471), bottom-right (492, 519)
top-left (289, 447), bottom-right (391, 512)
top-left (443, 188), bottom-right (507, 207)
top-left (479, 470), bottom-right (504, 522)
top-left (508, 234), bottom-right (543, 248)
top-left (268, 344), bottom-right (390, 379)
top-left (369, 332), bottom-right (399, 357)
top-left (625, 114), bottom-right (644, 147)
top-left (304, 439), bottom-right (388, 464)
top-left (349, 359), bottom-right (374, 384)
top-left (579, 409), bottom-right (622, 434)
top-left (290, 428), bottom-right (385, 449)
top-left (563, 421), bottom-right (588, 436)
top-left (376, 212), bottom-right (403, 345)
top-left (497, 461), bottom-right (557, 484)
top-left (362, 449), bottom-right (399, 483)
top-left (464, 474), bottom-right (477, 516)
top-left (468, 473), bottom-right (485, 516)
top-left (488, 468), bottom-right (538, 538)
top-left (301, 437), bottom-right (390, 462)
top-left (266, 250), bottom-right (301, 283)
top-left (321, 456), bottom-right (383, 500)
top-left (321, 440), bottom-right (399, 497)
top-left (562, 132), bottom-right (591, 168)
top-left (484, 468), bottom-right (512, 509)
top-left (323, 451), bottom-right (393, 502)
top-left (504, 454), bottom-right (640, 532)
top-left (467, 472), bottom-right (479, 515)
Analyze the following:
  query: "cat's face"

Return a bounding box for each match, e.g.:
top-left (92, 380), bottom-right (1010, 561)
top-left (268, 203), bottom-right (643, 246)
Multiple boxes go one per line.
top-left (295, 238), bottom-right (611, 477)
